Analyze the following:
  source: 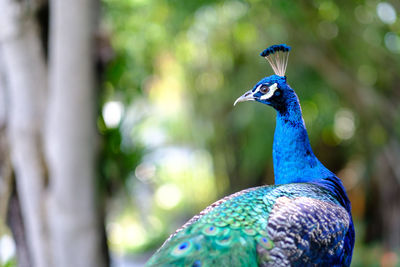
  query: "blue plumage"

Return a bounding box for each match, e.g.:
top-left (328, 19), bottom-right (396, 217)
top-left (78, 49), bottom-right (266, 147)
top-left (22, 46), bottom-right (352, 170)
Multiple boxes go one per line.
top-left (249, 75), bottom-right (335, 184)
top-left (146, 45), bottom-right (355, 266)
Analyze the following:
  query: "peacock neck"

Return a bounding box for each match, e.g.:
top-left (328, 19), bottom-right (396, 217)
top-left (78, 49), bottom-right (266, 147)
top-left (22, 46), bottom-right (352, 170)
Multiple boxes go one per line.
top-left (272, 94), bottom-right (334, 185)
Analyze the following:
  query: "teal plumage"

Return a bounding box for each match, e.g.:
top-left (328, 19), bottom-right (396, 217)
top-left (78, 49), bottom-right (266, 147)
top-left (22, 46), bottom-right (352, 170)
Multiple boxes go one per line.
top-left (146, 184), bottom-right (350, 266)
top-left (146, 44), bottom-right (354, 266)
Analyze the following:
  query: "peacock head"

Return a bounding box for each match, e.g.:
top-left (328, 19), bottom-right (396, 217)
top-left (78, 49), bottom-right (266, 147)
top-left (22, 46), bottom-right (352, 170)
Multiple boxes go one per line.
top-left (234, 44), bottom-right (296, 112)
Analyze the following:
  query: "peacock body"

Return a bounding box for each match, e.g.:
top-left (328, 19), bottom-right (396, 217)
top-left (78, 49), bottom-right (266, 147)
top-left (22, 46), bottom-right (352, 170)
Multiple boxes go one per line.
top-left (146, 44), bottom-right (355, 267)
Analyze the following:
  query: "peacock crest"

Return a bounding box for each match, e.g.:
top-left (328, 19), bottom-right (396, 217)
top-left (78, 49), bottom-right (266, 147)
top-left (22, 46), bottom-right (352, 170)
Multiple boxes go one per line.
top-left (260, 44), bottom-right (291, 76)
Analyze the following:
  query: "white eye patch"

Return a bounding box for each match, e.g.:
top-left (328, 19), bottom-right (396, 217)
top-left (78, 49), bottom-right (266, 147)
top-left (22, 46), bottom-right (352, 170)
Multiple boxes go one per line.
top-left (260, 83), bottom-right (278, 100)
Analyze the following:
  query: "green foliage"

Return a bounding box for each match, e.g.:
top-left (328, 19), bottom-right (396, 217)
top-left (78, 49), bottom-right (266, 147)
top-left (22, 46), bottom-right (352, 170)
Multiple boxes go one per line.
top-left (0, 258), bottom-right (16, 267)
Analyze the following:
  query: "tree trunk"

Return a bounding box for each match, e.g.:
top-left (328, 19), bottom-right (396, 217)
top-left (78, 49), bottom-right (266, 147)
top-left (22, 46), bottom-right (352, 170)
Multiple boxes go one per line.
top-left (46, 0), bottom-right (104, 266)
top-left (0, 1), bottom-right (50, 266)
top-left (7, 180), bottom-right (32, 267)
top-left (0, 53), bottom-right (32, 267)
top-left (0, 40), bottom-right (11, 224)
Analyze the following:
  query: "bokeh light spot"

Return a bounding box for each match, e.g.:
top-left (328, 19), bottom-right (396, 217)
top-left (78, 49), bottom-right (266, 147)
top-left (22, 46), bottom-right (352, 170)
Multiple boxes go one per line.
top-left (155, 184), bottom-right (183, 210)
top-left (0, 235), bottom-right (15, 264)
top-left (318, 21), bottom-right (339, 39)
top-left (319, 1), bottom-right (340, 21)
top-left (384, 32), bottom-right (400, 53)
top-left (354, 5), bottom-right (373, 24)
top-left (103, 101), bottom-right (124, 128)
top-left (135, 162), bottom-right (156, 182)
top-left (334, 109), bottom-right (356, 140)
top-left (377, 2), bottom-right (397, 25)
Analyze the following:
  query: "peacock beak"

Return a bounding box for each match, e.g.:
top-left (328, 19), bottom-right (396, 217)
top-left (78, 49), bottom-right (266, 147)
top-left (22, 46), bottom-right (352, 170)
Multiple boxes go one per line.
top-left (234, 90), bottom-right (256, 106)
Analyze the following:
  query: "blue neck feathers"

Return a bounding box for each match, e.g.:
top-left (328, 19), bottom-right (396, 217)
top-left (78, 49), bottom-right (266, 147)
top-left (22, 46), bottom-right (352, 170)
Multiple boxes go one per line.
top-left (272, 88), bottom-right (334, 185)
top-left (272, 87), bottom-right (354, 263)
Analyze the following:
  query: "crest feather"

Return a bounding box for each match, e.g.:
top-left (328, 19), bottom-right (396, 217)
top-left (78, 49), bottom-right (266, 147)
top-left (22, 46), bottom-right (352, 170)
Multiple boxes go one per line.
top-left (260, 44), bottom-right (291, 76)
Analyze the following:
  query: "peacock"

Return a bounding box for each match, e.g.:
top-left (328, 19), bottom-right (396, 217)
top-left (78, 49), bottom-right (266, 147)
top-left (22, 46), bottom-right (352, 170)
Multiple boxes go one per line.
top-left (146, 44), bottom-right (355, 267)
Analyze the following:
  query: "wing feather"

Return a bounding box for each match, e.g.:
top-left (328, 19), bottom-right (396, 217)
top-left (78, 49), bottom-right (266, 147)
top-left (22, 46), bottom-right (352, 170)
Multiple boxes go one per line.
top-left (146, 183), bottom-right (351, 267)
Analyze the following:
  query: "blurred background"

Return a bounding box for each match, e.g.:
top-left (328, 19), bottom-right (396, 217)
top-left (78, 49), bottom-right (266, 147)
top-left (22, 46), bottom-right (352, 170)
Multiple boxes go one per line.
top-left (1, 0), bottom-right (400, 266)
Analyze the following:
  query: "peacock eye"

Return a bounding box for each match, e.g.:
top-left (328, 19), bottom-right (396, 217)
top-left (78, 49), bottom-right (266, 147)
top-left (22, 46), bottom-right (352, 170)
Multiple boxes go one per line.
top-left (260, 85), bottom-right (269, 94)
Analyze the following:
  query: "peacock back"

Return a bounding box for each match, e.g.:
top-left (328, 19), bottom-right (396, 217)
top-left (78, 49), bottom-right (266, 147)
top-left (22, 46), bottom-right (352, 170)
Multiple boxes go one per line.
top-left (146, 182), bottom-right (350, 267)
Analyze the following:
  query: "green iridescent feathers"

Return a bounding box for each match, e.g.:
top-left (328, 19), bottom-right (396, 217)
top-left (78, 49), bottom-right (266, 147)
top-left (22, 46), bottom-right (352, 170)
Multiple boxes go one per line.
top-left (146, 186), bottom-right (274, 266)
top-left (146, 183), bottom-right (346, 266)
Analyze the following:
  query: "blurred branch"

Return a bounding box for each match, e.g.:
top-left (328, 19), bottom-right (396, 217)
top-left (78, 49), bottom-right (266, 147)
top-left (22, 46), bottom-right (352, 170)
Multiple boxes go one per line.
top-left (0, 51), bottom-right (12, 226)
top-left (376, 149), bottom-right (400, 249)
top-left (0, 123), bottom-right (12, 229)
top-left (383, 139), bottom-right (400, 186)
top-left (0, 0), bottom-right (50, 266)
top-left (7, 180), bottom-right (32, 267)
